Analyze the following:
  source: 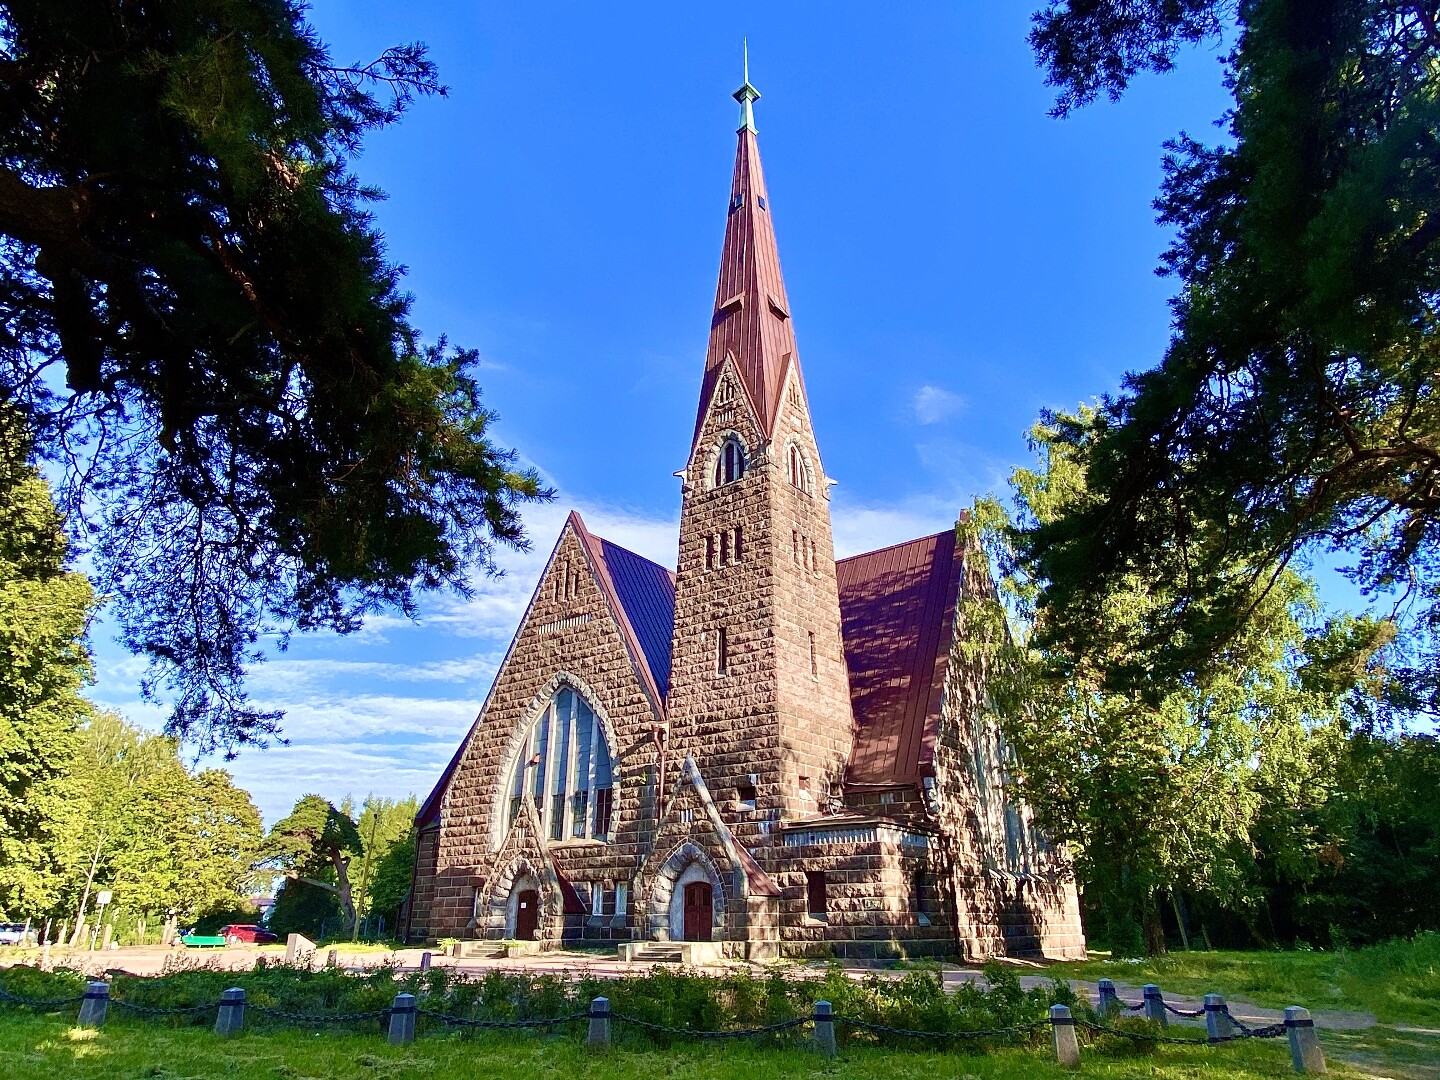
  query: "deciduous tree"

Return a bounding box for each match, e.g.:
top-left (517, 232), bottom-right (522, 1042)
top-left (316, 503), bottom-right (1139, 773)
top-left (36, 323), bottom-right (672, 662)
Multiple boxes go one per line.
top-left (970, 413), bottom-right (1379, 953)
top-left (0, 409), bottom-right (93, 920)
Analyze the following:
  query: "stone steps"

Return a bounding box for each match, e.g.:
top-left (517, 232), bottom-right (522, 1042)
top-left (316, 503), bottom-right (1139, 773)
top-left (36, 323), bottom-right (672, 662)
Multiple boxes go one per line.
top-left (615, 941), bottom-right (725, 964)
top-left (625, 945), bottom-right (686, 963)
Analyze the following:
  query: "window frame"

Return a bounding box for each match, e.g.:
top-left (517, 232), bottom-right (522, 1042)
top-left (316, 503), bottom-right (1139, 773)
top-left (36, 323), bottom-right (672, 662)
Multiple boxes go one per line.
top-left (787, 443), bottom-right (813, 495)
top-left (712, 434), bottom-right (747, 489)
top-left (505, 686), bottom-right (615, 844)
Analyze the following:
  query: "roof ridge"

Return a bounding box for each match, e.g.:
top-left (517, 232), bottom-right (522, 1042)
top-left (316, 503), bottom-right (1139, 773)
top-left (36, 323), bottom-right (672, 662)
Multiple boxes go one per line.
top-left (572, 512), bottom-right (669, 717)
top-left (836, 526), bottom-right (956, 566)
top-left (587, 528), bottom-right (677, 582)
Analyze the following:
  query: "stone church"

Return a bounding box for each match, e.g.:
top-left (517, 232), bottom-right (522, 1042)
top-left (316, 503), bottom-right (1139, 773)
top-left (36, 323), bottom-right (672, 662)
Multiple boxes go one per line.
top-left (404, 73), bottom-right (1085, 961)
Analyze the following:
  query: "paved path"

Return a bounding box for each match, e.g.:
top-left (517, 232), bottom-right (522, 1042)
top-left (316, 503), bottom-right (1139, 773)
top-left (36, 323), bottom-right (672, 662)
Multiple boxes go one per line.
top-left (0, 944), bottom-right (1377, 1032)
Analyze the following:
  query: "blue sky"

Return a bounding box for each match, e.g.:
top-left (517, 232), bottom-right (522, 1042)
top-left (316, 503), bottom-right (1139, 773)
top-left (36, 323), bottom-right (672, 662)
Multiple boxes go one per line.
top-left (87, 2), bottom-right (1237, 823)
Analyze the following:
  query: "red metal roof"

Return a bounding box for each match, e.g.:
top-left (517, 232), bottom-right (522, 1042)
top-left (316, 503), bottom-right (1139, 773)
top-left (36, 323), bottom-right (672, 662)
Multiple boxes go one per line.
top-left (692, 126), bottom-right (803, 448)
top-left (576, 518), bottom-right (676, 700)
top-left (836, 529), bottom-right (962, 786)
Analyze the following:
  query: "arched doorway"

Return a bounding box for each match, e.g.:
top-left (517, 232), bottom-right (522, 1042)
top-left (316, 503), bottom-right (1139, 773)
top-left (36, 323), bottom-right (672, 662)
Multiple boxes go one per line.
top-left (682, 881), bottom-right (713, 941)
top-left (514, 889), bottom-right (539, 940)
top-left (504, 872), bottom-right (543, 941)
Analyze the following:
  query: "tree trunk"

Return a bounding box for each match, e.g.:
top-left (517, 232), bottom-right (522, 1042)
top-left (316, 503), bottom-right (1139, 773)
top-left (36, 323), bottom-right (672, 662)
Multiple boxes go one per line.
top-left (1143, 904), bottom-right (1168, 957)
top-left (328, 849), bottom-right (356, 935)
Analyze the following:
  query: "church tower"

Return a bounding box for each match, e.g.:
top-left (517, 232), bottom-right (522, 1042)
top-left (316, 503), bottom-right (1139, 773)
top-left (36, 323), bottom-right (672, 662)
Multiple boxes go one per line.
top-left (666, 64), bottom-right (855, 842)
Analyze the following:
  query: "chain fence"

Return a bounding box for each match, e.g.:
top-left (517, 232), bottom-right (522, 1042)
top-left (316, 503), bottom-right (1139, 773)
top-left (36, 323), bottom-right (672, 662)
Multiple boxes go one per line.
top-left (610, 1013), bottom-right (809, 1040)
top-left (0, 975), bottom-right (1315, 1070)
top-left (0, 984), bottom-right (85, 1008)
top-left (418, 1009), bottom-right (588, 1029)
top-left (837, 1017), bottom-right (1046, 1040)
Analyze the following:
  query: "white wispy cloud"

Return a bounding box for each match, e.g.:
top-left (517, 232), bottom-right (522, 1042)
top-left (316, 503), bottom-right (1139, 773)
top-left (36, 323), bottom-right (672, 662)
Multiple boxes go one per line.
top-left (912, 385), bottom-right (966, 425)
top-left (829, 493), bottom-right (960, 559)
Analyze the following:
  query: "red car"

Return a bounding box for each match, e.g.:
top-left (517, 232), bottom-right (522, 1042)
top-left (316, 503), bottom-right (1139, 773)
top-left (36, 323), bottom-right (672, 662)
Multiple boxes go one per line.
top-left (219, 924), bottom-right (278, 945)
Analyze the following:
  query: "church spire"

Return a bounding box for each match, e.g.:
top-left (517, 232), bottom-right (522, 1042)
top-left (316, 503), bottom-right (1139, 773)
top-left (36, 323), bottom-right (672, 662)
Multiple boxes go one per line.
top-left (692, 57), bottom-right (803, 450)
top-left (735, 39), bottom-right (759, 133)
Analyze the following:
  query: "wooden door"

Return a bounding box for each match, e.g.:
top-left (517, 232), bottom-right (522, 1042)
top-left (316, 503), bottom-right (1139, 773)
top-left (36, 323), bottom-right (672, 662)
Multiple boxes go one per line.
top-left (682, 882), bottom-right (712, 941)
top-left (515, 889), bottom-right (539, 941)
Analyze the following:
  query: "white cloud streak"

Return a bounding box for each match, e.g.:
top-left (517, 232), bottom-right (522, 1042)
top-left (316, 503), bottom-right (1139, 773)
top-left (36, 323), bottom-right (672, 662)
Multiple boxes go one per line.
top-left (912, 385), bottom-right (966, 425)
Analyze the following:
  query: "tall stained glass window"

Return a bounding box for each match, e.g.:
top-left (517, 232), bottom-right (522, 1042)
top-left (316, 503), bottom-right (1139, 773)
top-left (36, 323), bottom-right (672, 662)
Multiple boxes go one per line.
top-left (506, 687), bottom-right (614, 842)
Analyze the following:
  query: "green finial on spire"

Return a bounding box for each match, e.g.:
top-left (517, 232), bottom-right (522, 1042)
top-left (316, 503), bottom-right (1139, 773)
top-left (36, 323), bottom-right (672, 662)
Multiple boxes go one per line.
top-left (734, 38), bottom-right (760, 133)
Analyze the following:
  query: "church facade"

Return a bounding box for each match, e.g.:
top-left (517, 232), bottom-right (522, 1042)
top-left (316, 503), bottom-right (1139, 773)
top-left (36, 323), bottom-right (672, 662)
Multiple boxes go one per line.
top-left (405, 75), bottom-right (1085, 961)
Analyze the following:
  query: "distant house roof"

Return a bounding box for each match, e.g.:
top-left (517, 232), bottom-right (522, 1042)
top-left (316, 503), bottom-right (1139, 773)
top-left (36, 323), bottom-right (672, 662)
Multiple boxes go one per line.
top-left (836, 529), bottom-right (962, 787)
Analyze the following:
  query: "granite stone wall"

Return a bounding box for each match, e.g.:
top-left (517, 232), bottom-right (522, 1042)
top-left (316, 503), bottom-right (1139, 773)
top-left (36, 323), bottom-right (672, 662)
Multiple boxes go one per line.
top-left (425, 521), bottom-right (663, 941)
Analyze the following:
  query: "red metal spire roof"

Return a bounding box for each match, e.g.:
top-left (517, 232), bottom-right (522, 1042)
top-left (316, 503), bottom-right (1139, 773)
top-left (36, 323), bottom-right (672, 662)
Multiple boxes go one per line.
top-left (692, 78), bottom-right (803, 448)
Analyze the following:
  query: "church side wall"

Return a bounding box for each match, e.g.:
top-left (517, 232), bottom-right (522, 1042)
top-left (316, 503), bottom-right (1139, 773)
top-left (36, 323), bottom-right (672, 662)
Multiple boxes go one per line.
top-left (928, 542), bottom-right (1086, 960)
top-left (429, 526), bottom-right (664, 940)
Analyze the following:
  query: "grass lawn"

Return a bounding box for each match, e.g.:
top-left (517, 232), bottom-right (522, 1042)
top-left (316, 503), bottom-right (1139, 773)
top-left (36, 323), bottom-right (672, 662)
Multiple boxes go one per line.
top-left (0, 1011), bottom-right (1363, 1080)
top-left (1042, 932), bottom-right (1440, 1027)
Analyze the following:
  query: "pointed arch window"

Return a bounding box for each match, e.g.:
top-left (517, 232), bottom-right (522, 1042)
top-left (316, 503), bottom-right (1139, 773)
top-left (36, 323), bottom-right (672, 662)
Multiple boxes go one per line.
top-left (787, 444), bottom-right (813, 495)
top-left (506, 687), bottom-right (614, 842)
top-left (713, 435), bottom-right (747, 488)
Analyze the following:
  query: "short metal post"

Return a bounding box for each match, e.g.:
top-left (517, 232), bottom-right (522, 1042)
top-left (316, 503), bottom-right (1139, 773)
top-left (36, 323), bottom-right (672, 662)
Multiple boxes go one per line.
top-left (1204, 993), bottom-right (1235, 1042)
top-left (1285, 1006), bottom-right (1326, 1074)
top-left (587, 996), bottom-right (611, 1051)
top-left (1097, 978), bottom-right (1120, 1018)
top-left (1143, 983), bottom-right (1167, 1026)
top-left (77, 981), bottom-right (109, 1028)
top-left (215, 987), bottom-right (246, 1037)
top-left (388, 992), bottom-right (416, 1046)
top-left (811, 999), bottom-right (837, 1057)
top-left (420, 950), bottom-right (432, 972)
top-left (1050, 1004), bottom-right (1080, 1068)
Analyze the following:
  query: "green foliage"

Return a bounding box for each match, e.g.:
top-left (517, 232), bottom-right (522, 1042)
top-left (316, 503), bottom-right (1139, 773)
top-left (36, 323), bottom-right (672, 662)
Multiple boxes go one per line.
top-left (969, 413), bottom-right (1379, 954)
top-left (0, 1), bottom-right (548, 753)
top-left (351, 794), bottom-right (418, 928)
top-left (0, 409), bottom-right (93, 919)
top-left (1022, 0), bottom-right (1440, 719)
top-left (43, 711), bottom-right (264, 930)
top-left (1285, 733), bottom-right (1440, 944)
top-left (267, 877), bottom-right (341, 939)
top-left (0, 961), bottom-right (1074, 1049)
top-left (265, 795), bottom-right (363, 933)
top-left (365, 828), bottom-right (416, 926)
top-left (1051, 931), bottom-right (1440, 1026)
top-left (0, 1009), bottom-right (1325, 1080)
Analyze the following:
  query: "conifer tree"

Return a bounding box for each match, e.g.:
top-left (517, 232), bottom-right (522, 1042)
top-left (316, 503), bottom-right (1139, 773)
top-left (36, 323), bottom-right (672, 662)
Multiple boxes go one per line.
top-left (1025, 1), bottom-right (1440, 707)
top-left (0, 2), bottom-right (546, 753)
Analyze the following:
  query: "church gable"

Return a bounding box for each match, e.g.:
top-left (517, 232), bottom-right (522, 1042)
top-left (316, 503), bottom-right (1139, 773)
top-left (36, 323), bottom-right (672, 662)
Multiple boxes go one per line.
top-left (429, 512), bottom-right (665, 872)
top-left (688, 355), bottom-right (763, 481)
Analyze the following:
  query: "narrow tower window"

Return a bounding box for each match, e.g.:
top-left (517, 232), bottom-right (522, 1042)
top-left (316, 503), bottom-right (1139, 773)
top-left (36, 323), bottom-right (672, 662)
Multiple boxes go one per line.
top-left (715, 627), bottom-right (728, 676)
top-left (809, 631), bottom-right (818, 677)
top-left (705, 534), bottom-right (716, 570)
top-left (713, 436), bottom-right (746, 488)
top-left (732, 526), bottom-right (743, 563)
top-left (788, 444), bottom-right (812, 495)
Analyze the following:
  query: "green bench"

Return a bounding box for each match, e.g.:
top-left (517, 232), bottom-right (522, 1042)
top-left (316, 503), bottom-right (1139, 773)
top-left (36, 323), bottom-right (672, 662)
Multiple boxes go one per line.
top-left (180, 934), bottom-right (227, 948)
